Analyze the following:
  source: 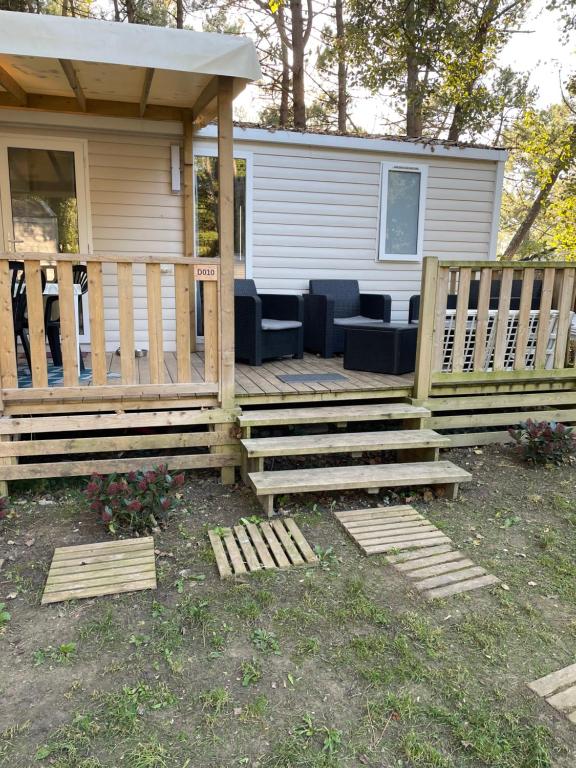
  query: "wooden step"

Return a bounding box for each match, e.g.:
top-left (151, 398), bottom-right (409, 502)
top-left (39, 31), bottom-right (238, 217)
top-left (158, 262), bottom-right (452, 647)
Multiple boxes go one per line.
top-left (242, 429), bottom-right (449, 458)
top-left (238, 403), bottom-right (430, 428)
top-left (248, 460), bottom-right (472, 516)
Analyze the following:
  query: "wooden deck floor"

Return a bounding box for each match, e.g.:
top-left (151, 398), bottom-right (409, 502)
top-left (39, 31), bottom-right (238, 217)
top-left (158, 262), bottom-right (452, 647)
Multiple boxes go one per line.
top-left (105, 351), bottom-right (414, 403)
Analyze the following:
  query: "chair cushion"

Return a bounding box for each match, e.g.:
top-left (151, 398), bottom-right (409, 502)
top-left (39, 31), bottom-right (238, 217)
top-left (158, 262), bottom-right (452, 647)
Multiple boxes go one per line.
top-left (261, 318), bottom-right (302, 331)
top-left (334, 316), bottom-right (386, 327)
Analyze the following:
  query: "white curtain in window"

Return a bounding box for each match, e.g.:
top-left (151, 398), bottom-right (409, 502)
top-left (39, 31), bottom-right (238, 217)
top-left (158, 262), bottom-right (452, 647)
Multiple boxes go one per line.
top-left (385, 169), bottom-right (421, 256)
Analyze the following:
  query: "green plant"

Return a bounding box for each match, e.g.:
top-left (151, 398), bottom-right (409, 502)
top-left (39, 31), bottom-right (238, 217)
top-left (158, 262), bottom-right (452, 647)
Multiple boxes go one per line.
top-left (0, 602), bottom-right (11, 630)
top-left (34, 642), bottom-right (77, 665)
top-left (509, 420), bottom-right (575, 466)
top-left (313, 545), bottom-right (338, 570)
top-left (199, 687), bottom-right (231, 714)
top-left (251, 628), bottom-right (281, 654)
top-left (84, 465), bottom-right (185, 535)
top-left (241, 658), bottom-right (262, 687)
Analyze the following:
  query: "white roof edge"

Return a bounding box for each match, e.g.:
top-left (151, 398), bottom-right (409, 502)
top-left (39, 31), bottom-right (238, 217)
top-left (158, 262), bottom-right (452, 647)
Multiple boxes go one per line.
top-left (197, 124), bottom-right (508, 161)
top-left (0, 11), bottom-right (261, 81)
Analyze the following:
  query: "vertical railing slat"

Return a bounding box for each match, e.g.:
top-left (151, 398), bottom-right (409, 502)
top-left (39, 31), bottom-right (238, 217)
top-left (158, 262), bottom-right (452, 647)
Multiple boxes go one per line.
top-left (432, 266), bottom-right (449, 372)
top-left (117, 262), bottom-right (135, 384)
top-left (493, 268), bottom-right (513, 371)
top-left (146, 262), bottom-right (164, 385)
top-left (87, 261), bottom-right (107, 386)
top-left (57, 262), bottom-right (78, 387)
top-left (534, 267), bottom-right (555, 369)
top-left (0, 260), bottom-right (17, 389)
top-left (451, 267), bottom-right (471, 373)
top-left (413, 256), bottom-right (439, 399)
top-left (174, 263), bottom-right (192, 383)
top-left (473, 268), bottom-right (492, 371)
top-left (24, 260), bottom-right (48, 388)
top-left (203, 281), bottom-right (219, 383)
top-left (554, 268), bottom-right (576, 368)
top-left (514, 268), bottom-right (535, 370)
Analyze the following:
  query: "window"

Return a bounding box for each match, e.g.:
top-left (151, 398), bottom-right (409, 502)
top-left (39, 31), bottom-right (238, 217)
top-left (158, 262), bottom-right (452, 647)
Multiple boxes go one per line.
top-left (195, 154), bottom-right (248, 261)
top-left (378, 162), bottom-right (427, 261)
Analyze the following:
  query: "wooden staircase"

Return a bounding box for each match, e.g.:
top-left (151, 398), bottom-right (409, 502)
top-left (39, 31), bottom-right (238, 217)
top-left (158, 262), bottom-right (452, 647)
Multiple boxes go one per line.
top-left (238, 402), bottom-right (472, 516)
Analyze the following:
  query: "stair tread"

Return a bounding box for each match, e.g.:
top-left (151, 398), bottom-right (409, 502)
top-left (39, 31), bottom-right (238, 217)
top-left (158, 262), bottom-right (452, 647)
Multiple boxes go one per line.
top-left (242, 429), bottom-right (449, 457)
top-left (248, 460), bottom-right (472, 496)
top-left (238, 403), bottom-right (430, 427)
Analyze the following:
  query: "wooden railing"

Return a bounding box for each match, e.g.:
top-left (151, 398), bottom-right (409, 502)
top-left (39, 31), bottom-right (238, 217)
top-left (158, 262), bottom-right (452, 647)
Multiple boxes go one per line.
top-left (0, 252), bottom-right (222, 405)
top-left (414, 258), bottom-right (576, 399)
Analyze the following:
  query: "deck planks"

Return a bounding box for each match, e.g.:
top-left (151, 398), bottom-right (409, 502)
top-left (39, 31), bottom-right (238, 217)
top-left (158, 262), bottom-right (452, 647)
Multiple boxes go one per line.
top-left (42, 537), bottom-right (156, 604)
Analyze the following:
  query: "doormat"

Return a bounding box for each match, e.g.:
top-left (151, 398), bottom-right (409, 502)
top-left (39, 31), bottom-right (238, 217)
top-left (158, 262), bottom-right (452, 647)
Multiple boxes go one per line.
top-left (529, 664), bottom-right (576, 725)
top-left (334, 505), bottom-right (499, 599)
top-left (209, 518), bottom-right (318, 578)
top-left (277, 373), bottom-right (348, 383)
top-left (41, 537), bottom-right (156, 604)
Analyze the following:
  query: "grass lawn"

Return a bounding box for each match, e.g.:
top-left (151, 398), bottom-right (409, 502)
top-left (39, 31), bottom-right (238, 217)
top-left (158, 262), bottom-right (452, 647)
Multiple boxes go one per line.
top-left (1, 445), bottom-right (576, 767)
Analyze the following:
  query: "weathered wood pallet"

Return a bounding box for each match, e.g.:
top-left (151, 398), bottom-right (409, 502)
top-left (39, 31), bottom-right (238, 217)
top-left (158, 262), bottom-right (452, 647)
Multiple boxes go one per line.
top-left (41, 537), bottom-right (156, 604)
top-left (334, 506), bottom-right (499, 599)
top-left (208, 518), bottom-right (318, 578)
top-left (529, 663), bottom-right (576, 725)
top-left (238, 402), bottom-right (430, 428)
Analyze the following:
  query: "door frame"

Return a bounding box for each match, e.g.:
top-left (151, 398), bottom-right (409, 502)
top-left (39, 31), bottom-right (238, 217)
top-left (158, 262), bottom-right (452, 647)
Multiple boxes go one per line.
top-left (0, 134), bottom-right (93, 255)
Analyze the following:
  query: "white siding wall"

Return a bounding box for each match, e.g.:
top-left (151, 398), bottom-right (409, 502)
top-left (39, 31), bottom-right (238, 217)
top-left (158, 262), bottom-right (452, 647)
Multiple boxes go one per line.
top-left (0, 113), bottom-right (502, 346)
top-left (233, 142), bottom-right (499, 324)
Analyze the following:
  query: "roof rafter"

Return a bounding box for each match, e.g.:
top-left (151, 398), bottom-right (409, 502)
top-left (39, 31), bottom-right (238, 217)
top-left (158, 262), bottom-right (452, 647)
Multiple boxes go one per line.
top-left (139, 67), bottom-right (154, 118)
top-left (0, 63), bottom-right (27, 106)
top-left (59, 59), bottom-right (86, 112)
top-left (192, 77), bottom-right (219, 127)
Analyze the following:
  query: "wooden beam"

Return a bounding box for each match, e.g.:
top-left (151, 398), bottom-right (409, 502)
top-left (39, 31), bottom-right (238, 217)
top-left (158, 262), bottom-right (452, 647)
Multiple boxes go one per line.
top-left (139, 68), bottom-right (155, 117)
top-left (413, 257), bottom-right (439, 401)
top-left (0, 93), bottom-right (183, 121)
top-left (0, 64), bottom-right (27, 106)
top-left (59, 59), bottom-right (87, 112)
top-left (183, 116), bottom-right (197, 352)
top-left (192, 77), bottom-right (219, 127)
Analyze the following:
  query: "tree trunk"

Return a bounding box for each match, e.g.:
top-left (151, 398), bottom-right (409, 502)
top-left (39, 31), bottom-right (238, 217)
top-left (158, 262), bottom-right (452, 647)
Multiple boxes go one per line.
top-left (176, 0), bottom-right (184, 28)
top-left (125, 0), bottom-right (136, 23)
top-left (112, 0), bottom-right (121, 21)
top-left (278, 6), bottom-right (290, 127)
top-left (290, 0), bottom-right (306, 129)
top-left (405, 0), bottom-right (422, 137)
top-left (335, 0), bottom-right (346, 133)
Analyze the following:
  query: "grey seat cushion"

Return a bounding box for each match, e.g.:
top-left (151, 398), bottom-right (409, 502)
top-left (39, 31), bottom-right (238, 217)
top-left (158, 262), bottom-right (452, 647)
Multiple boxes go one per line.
top-left (261, 318), bottom-right (302, 331)
top-left (334, 315), bottom-right (385, 327)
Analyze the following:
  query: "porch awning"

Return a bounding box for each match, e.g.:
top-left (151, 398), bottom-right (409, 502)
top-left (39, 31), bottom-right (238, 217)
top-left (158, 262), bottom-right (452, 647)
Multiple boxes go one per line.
top-left (0, 11), bottom-right (261, 120)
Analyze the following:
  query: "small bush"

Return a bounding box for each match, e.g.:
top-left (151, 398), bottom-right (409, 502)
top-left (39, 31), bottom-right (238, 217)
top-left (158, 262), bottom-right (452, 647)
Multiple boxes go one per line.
top-left (84, 465), bottom-right (185, 535)
top-left (509, 420), bottom-right (575, 466)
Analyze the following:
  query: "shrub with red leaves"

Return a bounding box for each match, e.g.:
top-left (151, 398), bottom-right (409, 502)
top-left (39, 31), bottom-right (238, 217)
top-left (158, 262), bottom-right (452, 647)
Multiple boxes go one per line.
top-left (509, 420), bottom-right (575, 466)
top-left (84, 464), bottom-right (185, 535)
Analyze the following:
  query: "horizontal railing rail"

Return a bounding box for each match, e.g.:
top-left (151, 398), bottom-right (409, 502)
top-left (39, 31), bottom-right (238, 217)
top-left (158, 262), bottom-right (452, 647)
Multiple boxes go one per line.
top-left (414, 258), bottom-right (576, 399)
top-left (0, 252), bottom-right (220, 402)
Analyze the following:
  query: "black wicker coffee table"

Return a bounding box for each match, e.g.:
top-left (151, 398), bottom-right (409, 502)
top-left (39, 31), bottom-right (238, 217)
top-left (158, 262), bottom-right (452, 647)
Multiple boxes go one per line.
top-left (342, 323), bottom-right (418, 375)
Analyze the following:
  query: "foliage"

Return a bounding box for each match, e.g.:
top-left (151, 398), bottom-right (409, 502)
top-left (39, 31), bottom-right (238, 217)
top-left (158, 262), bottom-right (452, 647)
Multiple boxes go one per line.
top-left (0, 496), bottom-right (8, 526)
top-left (0, 603), bottom-right (11, 630)
top-left (509, 419), bottom-right (575, 465)
top-left (251, 628), bottom-right (281, 654)
top-left (84, 466), bottom-right (185, 535)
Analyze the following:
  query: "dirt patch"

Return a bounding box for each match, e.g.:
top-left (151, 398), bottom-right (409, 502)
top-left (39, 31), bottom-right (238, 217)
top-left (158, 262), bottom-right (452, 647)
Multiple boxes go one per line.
top-left (1, 448), bottom-right (576, 767)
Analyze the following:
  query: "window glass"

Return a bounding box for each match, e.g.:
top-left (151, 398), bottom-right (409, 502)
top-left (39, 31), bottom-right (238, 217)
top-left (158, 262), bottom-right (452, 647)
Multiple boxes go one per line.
top-left (195, 155), bottom-right (246, 260)
top-left (8, 147), bottom-right (79, 253)
top-left (384, 169), bottom-right (421, 256)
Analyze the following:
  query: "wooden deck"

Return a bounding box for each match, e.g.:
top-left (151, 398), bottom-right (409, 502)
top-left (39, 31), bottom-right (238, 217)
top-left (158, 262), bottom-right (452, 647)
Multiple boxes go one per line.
top-left (103, 351), bottom-right (414, 403)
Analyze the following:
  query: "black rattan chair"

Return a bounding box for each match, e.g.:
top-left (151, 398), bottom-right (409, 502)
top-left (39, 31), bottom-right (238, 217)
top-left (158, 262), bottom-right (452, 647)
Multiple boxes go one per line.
top-left (234, 279), bottom-right (304, 366)
top-left (303, 279), bottom-right (392, 358)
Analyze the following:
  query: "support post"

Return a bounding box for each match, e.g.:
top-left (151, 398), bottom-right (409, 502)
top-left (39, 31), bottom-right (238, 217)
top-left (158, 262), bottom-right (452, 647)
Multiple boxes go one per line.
top-left (217, 76), bottom-right (236, 483)
top-left (412, 257), bottom-right (439, 402)
top-left (183, 115), bottom-right (197, 353)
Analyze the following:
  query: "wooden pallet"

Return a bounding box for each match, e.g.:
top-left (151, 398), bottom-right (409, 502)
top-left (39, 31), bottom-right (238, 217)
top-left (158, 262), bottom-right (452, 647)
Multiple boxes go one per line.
top-left (529, 664), bottom-right (576, 725)
top-left (41, 537), bottom-right (156, 604)
top-left (334, 506), bottom-right (499, 599)
top-left (238, 402), bottom-right (430, 427)
top-left (208, 518), bottom-right (318, 578)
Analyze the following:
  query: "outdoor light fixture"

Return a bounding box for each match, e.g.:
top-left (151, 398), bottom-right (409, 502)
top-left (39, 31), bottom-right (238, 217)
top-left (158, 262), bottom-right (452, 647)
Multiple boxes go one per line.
top-left (170, 144), bottom-right (181, 193)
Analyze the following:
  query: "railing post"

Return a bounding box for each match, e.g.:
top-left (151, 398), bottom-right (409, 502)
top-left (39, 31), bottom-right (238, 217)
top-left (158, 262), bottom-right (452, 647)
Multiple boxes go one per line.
top-left (413, 256), bottom-right (439, 401)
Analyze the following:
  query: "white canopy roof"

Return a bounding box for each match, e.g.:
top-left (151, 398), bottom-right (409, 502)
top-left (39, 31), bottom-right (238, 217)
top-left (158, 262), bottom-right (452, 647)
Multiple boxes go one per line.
top-left (0, 12), bottom-right (261, 114)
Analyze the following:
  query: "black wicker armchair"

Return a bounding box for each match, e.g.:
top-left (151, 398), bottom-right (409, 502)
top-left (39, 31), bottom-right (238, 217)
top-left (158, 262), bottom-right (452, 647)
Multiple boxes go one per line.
top-left (408, 279), bottom-right (543, 323)
top-left (234, 279), bottom-right (304, 366)
top-left (303, 279), bottom-right (392, 358)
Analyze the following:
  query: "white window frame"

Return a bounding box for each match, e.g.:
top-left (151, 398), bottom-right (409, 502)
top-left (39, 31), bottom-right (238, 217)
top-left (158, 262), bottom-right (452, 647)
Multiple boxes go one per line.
top-left (378, 161), bottom-right (427, 262)
top-left (192, 145), bottom-right (253, 278)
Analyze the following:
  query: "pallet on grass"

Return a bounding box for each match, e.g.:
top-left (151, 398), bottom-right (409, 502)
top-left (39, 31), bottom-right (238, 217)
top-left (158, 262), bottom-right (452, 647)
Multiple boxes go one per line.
top-left (529, 663), bottom-right (576, 725)
top-left (208, 518), bottom-right (318, 578)
top-left (41, 537), bottom-right (156, 604)
top-left (334, 505), bottom-right (499, 599)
